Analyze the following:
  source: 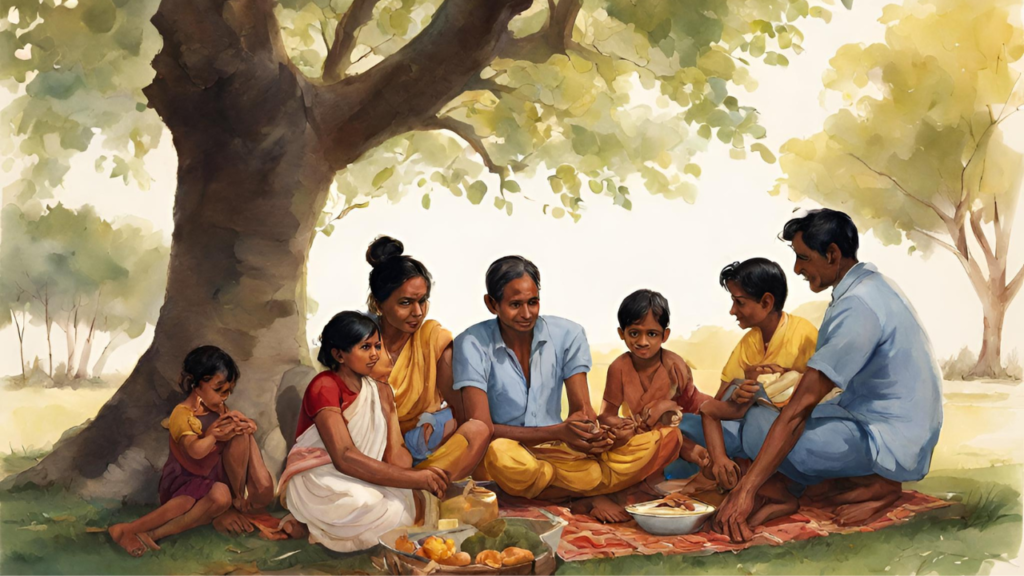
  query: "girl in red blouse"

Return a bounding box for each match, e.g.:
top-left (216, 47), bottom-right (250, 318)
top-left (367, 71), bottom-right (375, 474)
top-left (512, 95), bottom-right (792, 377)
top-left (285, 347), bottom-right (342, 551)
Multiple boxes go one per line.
top-left (279, 312), bottom-right (450, 552)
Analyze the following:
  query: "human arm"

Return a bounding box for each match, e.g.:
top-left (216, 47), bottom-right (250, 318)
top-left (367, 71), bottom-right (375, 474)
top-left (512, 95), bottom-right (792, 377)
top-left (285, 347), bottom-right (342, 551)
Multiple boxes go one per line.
top-left (315, 408), bottom-right (448, 497)
top-left (436, 343), bottom-right (465, 423)
top-left (490, 373), bottom-right (610, 452)
top-left (378, 383), bottom-right (414, 469)
top-left (711, 369), bottom-right (835, 540)
top-left (698, 399), bottom-right (750, 489)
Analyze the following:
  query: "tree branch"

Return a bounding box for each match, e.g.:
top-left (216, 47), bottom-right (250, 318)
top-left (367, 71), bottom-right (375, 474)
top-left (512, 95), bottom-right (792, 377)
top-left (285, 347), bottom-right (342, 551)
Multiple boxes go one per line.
top-left (311, 0), bottom-right (533, 171)
top-left (322, 0), bottom-right (381, 83)
top-left (969, 208), bottom-right (999, 275)
top-left (548, 0), bottom-right (582, 53)
top-left (1008, 263), bottom-right (1024, 302)
top-left (421, 116), bottom-right (504, 176)
top-left (849, 153), bottom-right (954, 228)
top-left (464, 76), bottom-right (517, 95)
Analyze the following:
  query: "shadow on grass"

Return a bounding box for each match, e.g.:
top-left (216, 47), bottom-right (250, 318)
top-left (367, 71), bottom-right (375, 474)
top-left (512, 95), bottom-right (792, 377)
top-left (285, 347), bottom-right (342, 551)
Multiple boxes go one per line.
top-left (1, 466), bottom-right (1020, 575)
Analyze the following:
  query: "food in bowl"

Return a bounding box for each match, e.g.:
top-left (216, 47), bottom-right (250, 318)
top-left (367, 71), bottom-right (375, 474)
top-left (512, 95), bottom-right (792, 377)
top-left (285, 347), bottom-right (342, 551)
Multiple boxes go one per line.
top-left (626, 494), bottom-right (716, 536)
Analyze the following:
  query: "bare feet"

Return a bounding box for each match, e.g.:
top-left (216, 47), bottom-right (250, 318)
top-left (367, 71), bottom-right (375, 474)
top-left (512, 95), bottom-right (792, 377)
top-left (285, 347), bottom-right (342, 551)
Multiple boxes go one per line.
top-left (280, 514), bottom-right (309, 539)
top-left (138, 531), bottom-right (161, 551)
top-left (213, 508), bottom-right (255, 536)
top-left (232, 495), bottom-right (251, 513)
top-left (805, 475), bottom-right (902, 527)
top-left (109, 524), bottom-right (147, 557)
top-left (572, 495), bottom-right (631, 523)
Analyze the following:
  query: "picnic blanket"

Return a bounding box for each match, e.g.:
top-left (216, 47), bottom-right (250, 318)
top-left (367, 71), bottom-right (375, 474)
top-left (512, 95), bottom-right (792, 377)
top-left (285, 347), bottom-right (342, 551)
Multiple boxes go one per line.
top-left (501, 490), bottom-right (951, 562)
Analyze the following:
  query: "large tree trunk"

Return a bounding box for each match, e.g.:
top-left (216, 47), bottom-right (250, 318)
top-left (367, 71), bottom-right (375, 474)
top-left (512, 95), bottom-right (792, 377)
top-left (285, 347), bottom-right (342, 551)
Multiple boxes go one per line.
top-left (10, 0), bottom-right (530, 501)
top-left (970, 288), bottom-right (1009, 379)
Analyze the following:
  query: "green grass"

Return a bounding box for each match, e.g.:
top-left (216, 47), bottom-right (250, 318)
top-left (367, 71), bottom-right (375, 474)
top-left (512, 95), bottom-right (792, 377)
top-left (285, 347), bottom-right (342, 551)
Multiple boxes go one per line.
top-left (1, 447), bottom-right (48, 478)
top-left (1, 466), bottom-right (1020, 575)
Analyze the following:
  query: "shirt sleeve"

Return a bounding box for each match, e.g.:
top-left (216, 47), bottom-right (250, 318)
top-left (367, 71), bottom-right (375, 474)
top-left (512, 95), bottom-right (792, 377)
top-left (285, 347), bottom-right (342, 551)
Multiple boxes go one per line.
top-left (302, 376), bottom-right (343, 418)
top-left (720, 333), bottom-right (752, 382)
top-left (168, 405), bottom-right (202, 444)
top-left (561, 324), bottom-right (593, 381)
top-left (453, 332), bottom-right (491, 392)
top-left (807, 296), bottom-right (882, 390)
top-left (675, 384), bottom-right (714, 414)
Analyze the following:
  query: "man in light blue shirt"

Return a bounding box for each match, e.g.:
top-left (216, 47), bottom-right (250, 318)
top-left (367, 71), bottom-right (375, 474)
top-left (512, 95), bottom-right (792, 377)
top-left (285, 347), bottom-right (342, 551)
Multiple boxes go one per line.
top-left (713, 209), bottom-right (943, 542)
top-left (453, 256), bottom-right (684, 519)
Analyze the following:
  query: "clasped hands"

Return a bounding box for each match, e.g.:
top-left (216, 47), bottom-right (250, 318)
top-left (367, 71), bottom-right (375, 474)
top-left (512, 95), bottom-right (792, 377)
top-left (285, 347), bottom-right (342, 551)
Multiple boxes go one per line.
top-left (208, 410), bottom-right (257, 442)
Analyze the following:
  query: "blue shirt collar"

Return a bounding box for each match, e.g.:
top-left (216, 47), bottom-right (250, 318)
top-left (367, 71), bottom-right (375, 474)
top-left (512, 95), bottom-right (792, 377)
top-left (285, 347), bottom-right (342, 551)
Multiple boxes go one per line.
top-left (831, 261), bottom-right (875, 304)
top-left (490, 316), bottom-right (550, 354)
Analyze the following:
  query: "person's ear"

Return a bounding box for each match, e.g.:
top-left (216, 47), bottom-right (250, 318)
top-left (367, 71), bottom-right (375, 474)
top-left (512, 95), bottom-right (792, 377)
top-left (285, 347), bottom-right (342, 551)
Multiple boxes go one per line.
top-left (484, 294), bottom-right (498, 315)
top-left (331, 348), bottom-right (344, 365)
top-left (826, 243), bottom-right (842, 266)
top-left (617, 327), bottom-right (625, 341)
top-left (760, 293), bottom-right (775, 312)
top-left (663, 328), bottom-right (671, 342)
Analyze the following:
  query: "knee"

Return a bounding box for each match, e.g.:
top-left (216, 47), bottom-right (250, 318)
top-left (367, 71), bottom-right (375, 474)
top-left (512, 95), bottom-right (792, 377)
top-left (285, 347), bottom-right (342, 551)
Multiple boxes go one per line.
top-left (458, 419), bottom-right (492, 445)
top-left (208, 483), bottom-right (233, 514)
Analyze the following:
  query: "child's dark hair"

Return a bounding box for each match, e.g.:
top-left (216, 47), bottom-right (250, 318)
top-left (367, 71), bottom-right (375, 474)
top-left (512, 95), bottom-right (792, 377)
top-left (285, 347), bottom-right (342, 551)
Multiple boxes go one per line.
top-left (317, 311), bottom-right (380, 371)
top-left (178, 345), bottom-right (240, 395)
top-left (618, 289), bottom-right (670, 329)
top-left (719, 258), bottom-right (788, 312)
top-left (485, 256), bottom-right (541, 302)
top-left (366, 236), bottom-right (432, 314)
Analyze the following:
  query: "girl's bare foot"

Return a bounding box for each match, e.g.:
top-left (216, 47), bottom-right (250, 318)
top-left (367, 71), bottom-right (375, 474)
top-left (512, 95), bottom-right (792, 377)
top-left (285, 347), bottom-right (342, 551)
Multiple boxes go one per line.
top-left (138, 531), bottom-right (161, 551)
top-left (109, 524), bottom-right (146, 557)
top-left (232, 496), bottom-right (250, 513)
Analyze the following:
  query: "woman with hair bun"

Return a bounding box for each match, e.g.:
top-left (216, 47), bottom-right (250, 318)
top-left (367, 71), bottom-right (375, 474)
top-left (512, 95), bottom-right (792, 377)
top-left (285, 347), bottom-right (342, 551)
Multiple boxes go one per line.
top-left (364, 236), bottom-right (490, 481)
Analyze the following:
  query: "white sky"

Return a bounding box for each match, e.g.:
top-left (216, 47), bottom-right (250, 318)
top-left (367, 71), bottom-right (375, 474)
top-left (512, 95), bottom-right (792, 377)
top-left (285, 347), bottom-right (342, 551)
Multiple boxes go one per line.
top-left (1, 0), bottom-right (1023, 377)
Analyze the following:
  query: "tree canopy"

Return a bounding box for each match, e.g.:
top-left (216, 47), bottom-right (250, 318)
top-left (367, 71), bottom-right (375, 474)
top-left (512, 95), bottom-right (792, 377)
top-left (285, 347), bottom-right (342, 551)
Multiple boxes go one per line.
top-left (1, 0), bottom-right (849, 224)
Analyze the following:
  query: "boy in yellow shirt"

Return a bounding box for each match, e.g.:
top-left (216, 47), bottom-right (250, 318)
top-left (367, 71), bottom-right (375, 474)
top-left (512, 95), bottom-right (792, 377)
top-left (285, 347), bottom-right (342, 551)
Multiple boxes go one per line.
top-left (717, 258), bottom-right (818, 401)
top-left (667, 258), bottom-right (818, 481)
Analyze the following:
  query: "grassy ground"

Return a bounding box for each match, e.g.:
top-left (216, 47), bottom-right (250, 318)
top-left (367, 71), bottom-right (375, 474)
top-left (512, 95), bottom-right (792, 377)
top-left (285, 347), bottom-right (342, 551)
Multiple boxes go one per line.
top-left (1, 466), bottom-right (1020, 575)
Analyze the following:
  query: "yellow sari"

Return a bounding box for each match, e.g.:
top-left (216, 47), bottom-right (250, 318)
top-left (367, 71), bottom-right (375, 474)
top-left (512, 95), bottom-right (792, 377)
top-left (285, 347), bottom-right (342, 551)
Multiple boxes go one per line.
top-left (371, 319), bottom-right (468, 472)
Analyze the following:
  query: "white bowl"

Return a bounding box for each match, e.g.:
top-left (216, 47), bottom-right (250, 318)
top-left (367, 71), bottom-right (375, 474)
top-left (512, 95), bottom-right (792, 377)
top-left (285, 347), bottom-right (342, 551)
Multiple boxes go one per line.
top-left (626, 499), bottom-right (716, 536)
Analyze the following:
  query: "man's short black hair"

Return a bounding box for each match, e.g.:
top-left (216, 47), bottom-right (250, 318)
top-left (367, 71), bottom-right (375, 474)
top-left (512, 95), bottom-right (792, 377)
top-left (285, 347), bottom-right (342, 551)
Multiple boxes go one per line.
top-left (720, 258), bottom-right (788, 312)
top-left (781, 208), bottom-right (859, 260)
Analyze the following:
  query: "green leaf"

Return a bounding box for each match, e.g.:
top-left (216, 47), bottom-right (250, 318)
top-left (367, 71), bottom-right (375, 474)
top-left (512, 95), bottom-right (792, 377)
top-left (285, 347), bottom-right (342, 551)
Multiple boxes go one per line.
top-left (841, 0), bottom-right (853, 9)
top-left (588, 180), bottom-right (602, 194)
top-left (548, 176), bottom-right (564, 193)
top-left (467, 180), bottom-right (487, 204)
top-left (421, 194), bottom-right (431, 209)
top-left (82, 0), bottom-right (117, 33)
top-left (751, 142), bottom-right (777, 164)
top-left (505, 201), bottom-right (513, 216)
top-left (698, 125), bottom-right (713, 140)
top-left (417, 178), bottom-right (427, 187)
top-left (372, 167), bottom-right (395, 188)
top-left (494, 197), bottom-right (506, 210)
top-left (683, 163), bottom-right (702, 178)
top-left (552, 207), bottom-right (566, 219)
top-left (501, 180), bottom-right (521, 193)
top-left (322, 223), bottom-right (335, 236)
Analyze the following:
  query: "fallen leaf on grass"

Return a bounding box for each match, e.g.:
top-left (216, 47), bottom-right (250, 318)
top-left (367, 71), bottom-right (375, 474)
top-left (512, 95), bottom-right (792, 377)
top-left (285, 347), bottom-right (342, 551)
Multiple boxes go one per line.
top-left (269, 550), bottom-right (300, 562)
top-left (85, 527), bottom-right (107, 533)
top-left (226, 546), bottom-right (244, 554)
top-left (18, 524), bottom-right (47, 531)
top-left (51, 515), bottom-right (76, 522)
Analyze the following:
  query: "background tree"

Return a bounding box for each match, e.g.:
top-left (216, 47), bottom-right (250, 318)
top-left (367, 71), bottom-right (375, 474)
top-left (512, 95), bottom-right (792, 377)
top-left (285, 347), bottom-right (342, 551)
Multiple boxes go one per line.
top-left (0, 204), bottom-right (167, 383)
top-left (773, 0), bottom-right (1023, 379)
top-left (1, 0), bottom-right (847, 498)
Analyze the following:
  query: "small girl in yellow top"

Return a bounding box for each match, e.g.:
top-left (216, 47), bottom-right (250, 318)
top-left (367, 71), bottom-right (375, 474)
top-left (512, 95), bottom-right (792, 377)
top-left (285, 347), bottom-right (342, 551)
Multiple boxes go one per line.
top-left (108, 346), bottom-right (273, 557)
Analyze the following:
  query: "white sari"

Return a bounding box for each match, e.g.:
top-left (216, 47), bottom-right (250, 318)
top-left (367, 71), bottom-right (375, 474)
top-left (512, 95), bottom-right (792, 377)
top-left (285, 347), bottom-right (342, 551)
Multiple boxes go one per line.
top-left (281, 376), bottom-right (416, 552)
